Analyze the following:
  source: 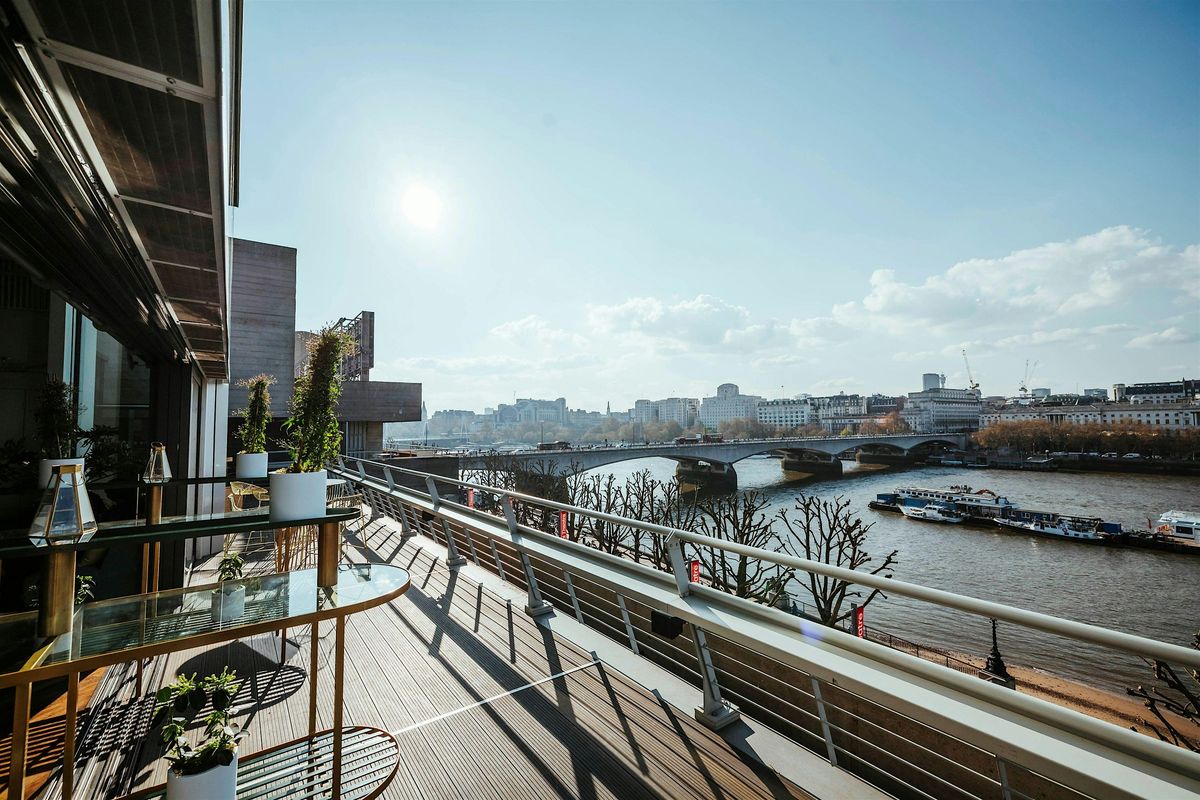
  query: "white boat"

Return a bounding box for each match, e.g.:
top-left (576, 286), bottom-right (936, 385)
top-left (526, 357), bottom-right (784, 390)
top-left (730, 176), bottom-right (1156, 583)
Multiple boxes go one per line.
top-left (896, 486), bottom-right (1015, 519)
top-left (899, 503), bottom-right (966, 524)
top-left (996, 516), bottom-right (1102, 541)
top-left (1154, 511), bottom-right (1200, 543)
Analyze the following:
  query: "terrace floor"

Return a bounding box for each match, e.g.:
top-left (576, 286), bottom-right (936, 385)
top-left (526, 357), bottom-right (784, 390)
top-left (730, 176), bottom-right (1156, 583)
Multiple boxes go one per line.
top-left (52, 515), bottom-right (831, 800)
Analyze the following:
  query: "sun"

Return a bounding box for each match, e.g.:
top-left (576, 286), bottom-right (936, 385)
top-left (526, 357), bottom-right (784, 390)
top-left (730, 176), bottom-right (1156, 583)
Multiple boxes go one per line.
top-left (400, 183), bottom-right (445, 231)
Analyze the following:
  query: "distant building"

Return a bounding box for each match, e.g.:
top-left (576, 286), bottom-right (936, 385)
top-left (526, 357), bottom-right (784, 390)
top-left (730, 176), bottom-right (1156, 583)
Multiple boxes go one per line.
top-left (633, 397), bottom-right (699, 428)
top-left (699, 383), bottom-right (762, 430)
top-left (429, 409), bottom-right (477, 434)
top-left (1083, 388), bottom-right (1108, 400)
top-left (1031, 388), bottom-right (1051, 399)
top-left (494, 397), bottom-right (568, 426)
top-left (901, 373), bottom-right (982, 433)
top-left (1112, 379), bottom-right (1199, 404)
top-left (981, 402), bottom-right (1199, 430)
top-left (755, 398), bottom-right (815, 429)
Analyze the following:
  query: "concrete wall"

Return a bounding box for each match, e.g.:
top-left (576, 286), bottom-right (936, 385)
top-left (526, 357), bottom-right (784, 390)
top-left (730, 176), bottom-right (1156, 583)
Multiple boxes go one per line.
top-left (339, 380), bottom-right (422, 422)
top-left (228, 238), bottom-right (296, 417)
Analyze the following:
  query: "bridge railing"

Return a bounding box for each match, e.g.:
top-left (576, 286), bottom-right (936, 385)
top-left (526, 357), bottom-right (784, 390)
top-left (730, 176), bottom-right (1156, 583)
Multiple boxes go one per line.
top-left (331, 454), bottom-right (1200, 800)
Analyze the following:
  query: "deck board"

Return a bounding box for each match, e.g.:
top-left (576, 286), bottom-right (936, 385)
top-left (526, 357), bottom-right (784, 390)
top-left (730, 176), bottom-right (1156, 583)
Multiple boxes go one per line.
top-left (46, 520), bottom-right (812, 800)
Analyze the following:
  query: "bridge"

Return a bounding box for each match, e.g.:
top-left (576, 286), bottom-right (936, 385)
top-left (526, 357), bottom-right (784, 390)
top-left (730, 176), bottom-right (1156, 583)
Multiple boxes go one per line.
top-left (460, 433), bottom-right (969, 490)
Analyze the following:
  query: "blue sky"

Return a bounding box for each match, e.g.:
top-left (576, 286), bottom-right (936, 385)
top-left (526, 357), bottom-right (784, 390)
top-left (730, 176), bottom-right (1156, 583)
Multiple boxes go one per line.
top-left (236, 0), bottom-right (1199, 411)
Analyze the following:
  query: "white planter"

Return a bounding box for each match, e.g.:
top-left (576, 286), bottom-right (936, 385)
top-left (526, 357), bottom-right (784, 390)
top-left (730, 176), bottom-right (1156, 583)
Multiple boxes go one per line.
top-left (38, 457), bottom-right (85, 489)
top-left (235, 452), bottom-right (268, 479)
top-left (210, 585), bottom-right (246, 624)
top-left (269, 469), bottom-right (328, 523)
top-left (166, 753), bottom-right (237, 800)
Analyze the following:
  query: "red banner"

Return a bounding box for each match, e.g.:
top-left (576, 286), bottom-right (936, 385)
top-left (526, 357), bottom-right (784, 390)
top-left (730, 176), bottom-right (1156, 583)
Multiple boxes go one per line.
top-left (689, 559), bottom-right (700, 583)
top-left (854, 606), bottom-right (865, 638)
top-left (559, 510), bottom-right (568, 538)
top-left (466, 489), bottom-right (474, 508)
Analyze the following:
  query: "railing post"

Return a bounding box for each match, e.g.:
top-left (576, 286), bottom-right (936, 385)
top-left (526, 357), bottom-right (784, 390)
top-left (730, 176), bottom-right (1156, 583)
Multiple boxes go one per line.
top-left (617, 595), bottom-right (640, 654)
top-left (563, 571), bottom-right (584, 623)
top-left (356, 461), bottom-right (366, 480)
top-left (336, 456), bottom-right (346, 470)
top-left (691, 626), bottom-right (739, 730)
top-left (383, 466), bottom-right (395, 492)
top-left (423, 477), bottom-right (465, 567)
top-left (502, 497), bottom-right (553, 617)
top-left (396, 500), bottom-right (415, 539)
top-left (810, 677), bottom-right (838, 766)
top-left (665, 534), bottom-right (692, 596)
top-left (996, 758), bottom-right (1013, 800)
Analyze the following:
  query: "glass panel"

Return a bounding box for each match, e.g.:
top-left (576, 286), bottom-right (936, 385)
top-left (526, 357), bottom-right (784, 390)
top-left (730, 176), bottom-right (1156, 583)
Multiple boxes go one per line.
top-left (0, 564), bottom-right (408, 676)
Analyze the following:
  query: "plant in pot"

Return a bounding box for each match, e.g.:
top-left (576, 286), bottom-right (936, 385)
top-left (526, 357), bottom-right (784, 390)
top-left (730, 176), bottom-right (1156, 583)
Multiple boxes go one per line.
top-left (34, 378), bottom-right (82, 488)
top-left (234, 375), bottom-right (274, 479)
top-left (210, 549), bottom-right (246, 624)
top-left (270, 327), bottom-right (351, 523)
top-left (154, 668), bottom-right (245, 800)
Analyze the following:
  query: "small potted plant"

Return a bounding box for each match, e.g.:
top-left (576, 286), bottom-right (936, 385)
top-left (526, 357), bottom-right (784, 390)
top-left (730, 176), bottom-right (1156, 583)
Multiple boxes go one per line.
top-left (75, 575), bottom-right (95, 606)
top-left (154, 668), bottom-right (245, 800)
top-left (35, 378), bottom-right (82, 488)
top-left (270, 327), bottom-right (351, 522)
top-left (234, 375), bottom-right (274, 479)
top-left (210, 549), bottom-right (246, 624)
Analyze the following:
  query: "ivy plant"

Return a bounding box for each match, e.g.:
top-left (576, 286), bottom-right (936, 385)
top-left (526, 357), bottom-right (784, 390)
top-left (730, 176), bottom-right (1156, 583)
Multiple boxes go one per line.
top-left (235, 374), bottom-right (274, 454)
top-left (216, 549), bottom-right (244, 583)
top-left (34, 378), bottom-right (78, 459)
top-left (154, 668), bottom-right (245, 776)
top-left (282, 327), bottom-right (352, 473)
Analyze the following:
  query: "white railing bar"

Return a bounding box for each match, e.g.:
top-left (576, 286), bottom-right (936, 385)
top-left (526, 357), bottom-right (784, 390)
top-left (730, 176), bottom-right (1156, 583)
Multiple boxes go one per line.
top-left (339, 457), bottom-right (1199, 670)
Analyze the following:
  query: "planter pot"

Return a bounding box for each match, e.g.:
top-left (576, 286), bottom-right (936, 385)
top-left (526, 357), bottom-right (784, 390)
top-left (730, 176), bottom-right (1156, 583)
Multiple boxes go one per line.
top-left (269, 469), bottom-right (328, 524)
top-left (210, 585), bottom-right (246, 624)
top-left (166, 753), bottom-right (237, 800)
top-left (38, 457), bottom-right (85, 489)
top-left (235, 452), bottom-right (268, 480)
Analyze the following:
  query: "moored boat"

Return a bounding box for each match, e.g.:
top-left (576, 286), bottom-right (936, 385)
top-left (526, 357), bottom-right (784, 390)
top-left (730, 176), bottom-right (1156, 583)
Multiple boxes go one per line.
top-left (995, 513), bottom-right (1103, 542)
top-left (898, 503), bottom-right (966, 524)
top-left (896, 485), bottom-right (1015, 519)
top-left (1153, 511), bottom-right (1200, 544)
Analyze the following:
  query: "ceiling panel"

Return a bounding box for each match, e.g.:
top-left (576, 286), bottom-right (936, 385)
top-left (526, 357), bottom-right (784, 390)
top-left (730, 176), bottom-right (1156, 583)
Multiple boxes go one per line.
top-left (32, 0), bottom-right (201, 84)
top-left (126, 203), bottom-right (215, 268)
top-left (151, 261), bottom-right (219, 304)
top-left (62, 64), bottom-right (210, 212)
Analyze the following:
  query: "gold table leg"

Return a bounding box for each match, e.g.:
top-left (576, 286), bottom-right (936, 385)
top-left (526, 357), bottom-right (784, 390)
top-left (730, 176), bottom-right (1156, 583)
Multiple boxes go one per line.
top-left (333, 616), bottom-right (346, 800)
top-left (63, 672), bottom-right (78, 800)
top-left (317, 521), bottom-right (340, 587)
top-left (308, 619), bottom-right (319, 737)
top-left (8, 681), bottom-right (30, 799)
top-left (39, 548), bottom-right (77, 638)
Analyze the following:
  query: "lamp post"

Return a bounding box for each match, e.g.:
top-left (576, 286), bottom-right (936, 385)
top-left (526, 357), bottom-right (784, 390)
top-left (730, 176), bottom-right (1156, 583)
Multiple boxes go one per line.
top-left (29, 463), bottom-right (97, 637)
top-left (141, 443), bottom-right (172, 594)
top-left (983, 618), bottom-right (1016, 689)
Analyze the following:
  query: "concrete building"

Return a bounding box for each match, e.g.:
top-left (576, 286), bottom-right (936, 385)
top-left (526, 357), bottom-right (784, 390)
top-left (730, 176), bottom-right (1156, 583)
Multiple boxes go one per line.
top-left (981, 402), bottom-right (1200, 430)
top-left (1112, 379), bottom-right (1199, 404)
top-left (1032, 388), bottom-right (1051, 399)
top-left (1084, 388), bottom-right (1109, 400)
top-left (699, 383), bottom-right (762, 430)
top-left (901, 374), bottom-right (983, 433)
top-left (228, 239), bottom-right (421, 456)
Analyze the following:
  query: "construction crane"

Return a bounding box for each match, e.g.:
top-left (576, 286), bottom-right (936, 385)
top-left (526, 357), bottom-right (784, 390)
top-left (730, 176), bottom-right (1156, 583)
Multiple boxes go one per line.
top-left (1018, 359), bottom-right (1040, 396)
top-left (961, 349), bottom-right (979, 391)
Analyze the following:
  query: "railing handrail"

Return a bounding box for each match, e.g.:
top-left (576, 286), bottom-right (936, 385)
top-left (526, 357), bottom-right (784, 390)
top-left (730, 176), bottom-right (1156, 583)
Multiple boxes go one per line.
top-left (338, 454), bottom-right (1199, 670)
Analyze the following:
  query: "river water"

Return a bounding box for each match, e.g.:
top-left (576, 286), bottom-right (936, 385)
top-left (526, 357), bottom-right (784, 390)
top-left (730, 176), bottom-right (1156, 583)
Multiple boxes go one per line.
top-left (587, 457), bottom-right (1200, 693)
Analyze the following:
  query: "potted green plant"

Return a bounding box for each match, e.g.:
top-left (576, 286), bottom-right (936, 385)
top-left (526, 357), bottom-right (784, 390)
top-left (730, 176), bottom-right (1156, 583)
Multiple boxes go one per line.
top-left (35, 378), bottom-right (82, 488)
top-left (210, 549), bottom-right (246, 624)
top-left (270, 327), bottom-right (351, 522)
top-left (234, 375), bottom-right (274, 479)
top-left (154, 668), bottom-right (245, 800)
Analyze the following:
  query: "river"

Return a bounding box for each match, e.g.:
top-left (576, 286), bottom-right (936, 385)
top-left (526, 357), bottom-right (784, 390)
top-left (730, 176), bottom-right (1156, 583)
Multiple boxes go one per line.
top-left (586, 457), bottom-right (1200, 693)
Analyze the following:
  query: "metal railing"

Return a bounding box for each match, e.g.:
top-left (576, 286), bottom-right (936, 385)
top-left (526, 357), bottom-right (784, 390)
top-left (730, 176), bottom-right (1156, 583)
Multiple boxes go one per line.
top-left (332, 454), bottom-right (1200, 800)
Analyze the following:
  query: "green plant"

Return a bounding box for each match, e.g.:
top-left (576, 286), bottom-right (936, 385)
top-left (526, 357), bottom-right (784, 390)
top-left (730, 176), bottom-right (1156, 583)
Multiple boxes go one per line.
top-left (154, 668), bottom-right (245, 776)
top-left (235, 375), bottom-right (275, 454)
top-left (34, 378), bottom-right (78, 459)
top-left (75, 575), bottom-right (95, 605)
top-left (216, 550), bottom-right (244, 583)
top-left (282, 327), bottom-right (352, 473)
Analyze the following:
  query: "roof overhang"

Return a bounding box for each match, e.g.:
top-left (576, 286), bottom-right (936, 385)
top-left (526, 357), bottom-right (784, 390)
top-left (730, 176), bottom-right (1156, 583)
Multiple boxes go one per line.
top-left (1, 0), bottom-right (239, 378)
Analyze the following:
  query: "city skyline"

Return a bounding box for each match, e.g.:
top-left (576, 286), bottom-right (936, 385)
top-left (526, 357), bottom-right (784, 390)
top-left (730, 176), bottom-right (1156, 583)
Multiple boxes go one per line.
top-left (235, 2), bottom-right (1199, 411)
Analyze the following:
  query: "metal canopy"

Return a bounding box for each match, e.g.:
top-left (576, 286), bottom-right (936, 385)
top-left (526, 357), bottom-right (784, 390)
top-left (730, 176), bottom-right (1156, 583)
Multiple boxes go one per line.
top-left (2, 0), bottom-right (234, 378)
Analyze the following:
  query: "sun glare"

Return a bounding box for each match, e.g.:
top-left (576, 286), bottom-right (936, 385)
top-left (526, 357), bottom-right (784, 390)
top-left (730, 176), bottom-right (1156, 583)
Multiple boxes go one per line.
top-left (400, 183), bottom-right (445, 231)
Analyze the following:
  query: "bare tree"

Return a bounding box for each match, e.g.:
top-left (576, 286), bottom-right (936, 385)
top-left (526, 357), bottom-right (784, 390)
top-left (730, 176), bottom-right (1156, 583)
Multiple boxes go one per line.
top-left (776, 494), bottom-right (897, 626)
top-left (1127, 631), bottom-right (1199, 752)
top-left (694, 491), bottom-right (791, 603)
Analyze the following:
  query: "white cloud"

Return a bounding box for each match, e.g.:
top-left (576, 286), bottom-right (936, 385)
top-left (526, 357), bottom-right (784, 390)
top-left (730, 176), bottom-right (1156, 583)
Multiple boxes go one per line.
top-left (832, 226), bottom-right (1197, 335)
top-left (490, 315), bottom-right (584, 347)
top-left (994, 324), bottom-right (1134, 349)
top-left (1127, 326), bottom-right (1200, 348)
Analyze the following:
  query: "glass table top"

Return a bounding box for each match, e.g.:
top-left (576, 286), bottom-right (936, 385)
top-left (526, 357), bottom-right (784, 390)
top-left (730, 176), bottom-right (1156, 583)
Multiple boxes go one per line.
top-left (0, 505), bottom-right (361, 557)
top-left (0, 564), bottom-right (409, 685)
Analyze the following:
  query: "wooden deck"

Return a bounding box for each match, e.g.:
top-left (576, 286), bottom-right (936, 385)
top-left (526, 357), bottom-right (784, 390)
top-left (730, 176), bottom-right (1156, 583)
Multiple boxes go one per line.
top-left (53, 519), bottom-right (813, 800)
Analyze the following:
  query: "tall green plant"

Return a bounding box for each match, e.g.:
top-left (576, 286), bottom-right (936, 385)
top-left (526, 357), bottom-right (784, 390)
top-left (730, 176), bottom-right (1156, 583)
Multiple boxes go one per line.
top-left (283, 328), bottom-right (351, 473)
top-left (34, 378), bottom-right (78, 459)
top-left (235, 374), bottom-right (274, 454)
